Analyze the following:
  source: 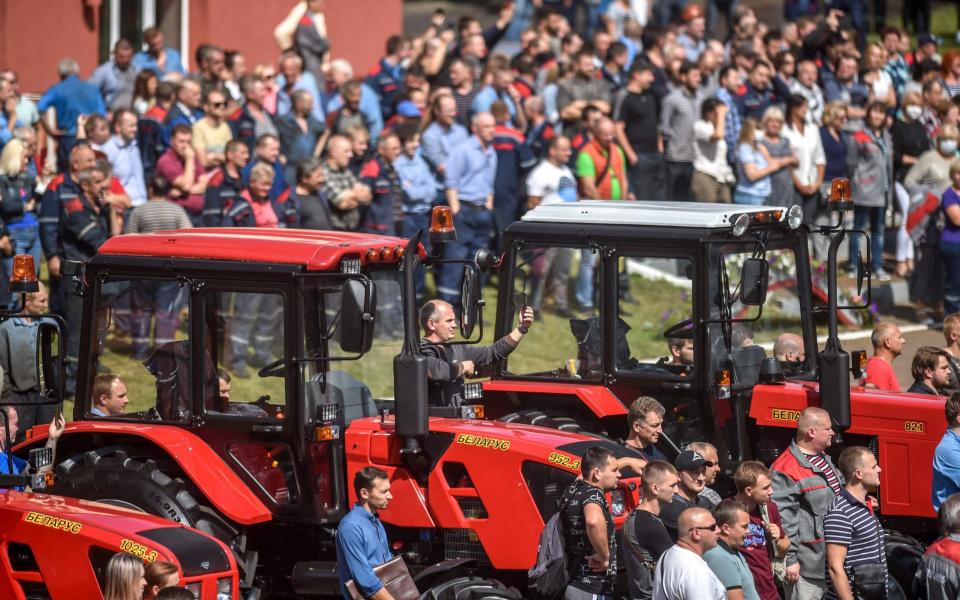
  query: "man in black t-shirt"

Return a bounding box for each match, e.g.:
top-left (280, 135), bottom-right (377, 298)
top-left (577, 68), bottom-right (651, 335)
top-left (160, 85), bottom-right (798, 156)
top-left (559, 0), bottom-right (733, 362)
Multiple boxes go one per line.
top-left (560, 446), bottom-right (621, 600)
top-left (612, 61), bottom-right (663, 200)
top-left (659, 450), bottom-right (708, 540)
top-left (624, 460), bottom-right (679, 600)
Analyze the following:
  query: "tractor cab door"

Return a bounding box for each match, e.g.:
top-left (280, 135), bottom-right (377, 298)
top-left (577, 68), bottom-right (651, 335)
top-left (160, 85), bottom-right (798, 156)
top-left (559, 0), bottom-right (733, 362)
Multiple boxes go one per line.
top-left (704, 234), bottom-right (817, 463)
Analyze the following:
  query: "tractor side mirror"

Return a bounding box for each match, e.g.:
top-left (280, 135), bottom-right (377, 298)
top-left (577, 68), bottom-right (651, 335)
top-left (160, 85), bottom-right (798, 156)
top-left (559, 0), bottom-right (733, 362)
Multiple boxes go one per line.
top-left (460, 266), bottom-right (480, 338)
top-left (340, 279), bottom-right (377, 354)
top-left (36, 320), bottom-right (63, 404)
top-left (739, 258), bottom-right (769, 306)
top-left (475, 248), bottom-right (500, 273)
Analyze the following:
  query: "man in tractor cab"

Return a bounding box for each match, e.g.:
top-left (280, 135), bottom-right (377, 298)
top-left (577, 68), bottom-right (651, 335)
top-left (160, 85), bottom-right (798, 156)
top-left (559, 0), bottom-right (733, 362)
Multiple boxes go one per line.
top-left (771, 407), bottom-right (844, 600)
top-left (667, 336), bottom-right (694, 367)
top-left (419, 299), bottom-right (534, 407)
top-left (90, 373), bottom-right (130, 417)
top-left (907, 346), bottom-right (952, 395)
top-left (774, 333), bottom-right (806, 375)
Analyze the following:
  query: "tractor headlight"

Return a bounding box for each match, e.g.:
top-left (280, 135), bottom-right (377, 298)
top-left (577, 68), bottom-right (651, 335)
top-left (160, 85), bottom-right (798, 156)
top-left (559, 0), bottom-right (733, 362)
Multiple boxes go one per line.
top-left (786, 204), bottom-right (803, 229)
top-left (731, 213), bottom-right (750, 237)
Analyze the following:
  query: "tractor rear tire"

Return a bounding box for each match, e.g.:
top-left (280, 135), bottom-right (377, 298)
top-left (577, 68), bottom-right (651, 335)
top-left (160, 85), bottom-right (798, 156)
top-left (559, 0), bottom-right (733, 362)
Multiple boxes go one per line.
top-left (498, 408), bottom-right (606, 436)
top-left (50, 448), bottom-right (238, 544)
top-left (419, 576), bottom-right (523, 600)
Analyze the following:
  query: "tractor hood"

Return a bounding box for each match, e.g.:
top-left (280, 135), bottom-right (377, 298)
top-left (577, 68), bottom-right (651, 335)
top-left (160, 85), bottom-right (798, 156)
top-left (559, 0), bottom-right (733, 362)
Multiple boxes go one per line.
top-left (749, 379), bottom-right (946, 519)
top-left (345, 416), bottom-right (640, 571)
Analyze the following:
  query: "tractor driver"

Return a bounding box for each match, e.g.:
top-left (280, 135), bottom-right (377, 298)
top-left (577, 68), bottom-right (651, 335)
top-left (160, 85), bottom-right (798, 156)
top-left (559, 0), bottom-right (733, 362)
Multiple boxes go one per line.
top-left (667, 337), bottom-right (694, 367)
top-left (420, 299), bottom-right (535, 407)
top-left (90, 373), bottom-right (130, 416)
top-left (774, 332), bottom-right (806, 375)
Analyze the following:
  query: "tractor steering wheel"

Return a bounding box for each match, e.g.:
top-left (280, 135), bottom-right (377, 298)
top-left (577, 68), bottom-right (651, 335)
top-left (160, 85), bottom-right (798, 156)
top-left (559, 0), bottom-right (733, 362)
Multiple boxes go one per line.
top-left (663, 318), bottom-right (694, 340)
top-left (257, 358), bottom-right (286, 378)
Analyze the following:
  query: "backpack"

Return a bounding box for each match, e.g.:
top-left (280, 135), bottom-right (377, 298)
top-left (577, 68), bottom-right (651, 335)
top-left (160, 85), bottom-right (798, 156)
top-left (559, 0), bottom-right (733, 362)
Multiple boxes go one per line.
top-left (527, 501), bottom-right (571, 600)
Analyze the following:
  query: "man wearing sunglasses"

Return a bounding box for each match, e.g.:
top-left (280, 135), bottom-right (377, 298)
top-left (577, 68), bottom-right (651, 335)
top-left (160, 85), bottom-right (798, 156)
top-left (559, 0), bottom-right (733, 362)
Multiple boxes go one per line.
top-left (193, 90), bottom-right (232, 169)
top-left (653, 506), bottom-right (725, 600)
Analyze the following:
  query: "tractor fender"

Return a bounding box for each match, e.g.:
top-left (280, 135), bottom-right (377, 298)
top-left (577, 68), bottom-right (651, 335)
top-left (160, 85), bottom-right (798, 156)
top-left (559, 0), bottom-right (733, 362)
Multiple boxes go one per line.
top-left (18, 421), bottom-right (272, 526)
top-left (482, 380), bottom-right (628, 419)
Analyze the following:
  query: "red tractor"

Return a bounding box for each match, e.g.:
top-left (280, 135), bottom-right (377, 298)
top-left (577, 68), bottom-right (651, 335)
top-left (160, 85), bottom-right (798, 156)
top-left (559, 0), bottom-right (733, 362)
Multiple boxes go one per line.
top-left (0, 434), bottom-right (240, 600)
top-left (14, 225), bottom-right (642, 597)
top-left (477, 192), bottom-right (933, 594)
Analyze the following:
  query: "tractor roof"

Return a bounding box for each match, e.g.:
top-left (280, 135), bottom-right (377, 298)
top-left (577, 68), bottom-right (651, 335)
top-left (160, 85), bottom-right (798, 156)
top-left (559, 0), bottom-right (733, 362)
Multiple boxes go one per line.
top-left (522, 201), bottom-right (789, 229)
top-left (97, 228), bottom-right (408, 270)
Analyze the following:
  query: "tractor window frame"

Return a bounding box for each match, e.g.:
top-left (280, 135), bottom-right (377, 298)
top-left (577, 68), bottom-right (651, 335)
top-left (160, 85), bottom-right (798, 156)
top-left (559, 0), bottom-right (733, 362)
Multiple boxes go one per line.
top-left (610, 248), bottom-right (699, 383)
top-left (499, 241), bottom-right (604, 383)
top-left (82, 273), bottom-right (193, 424)
top-left (197, 283), bottom-right (294, 426)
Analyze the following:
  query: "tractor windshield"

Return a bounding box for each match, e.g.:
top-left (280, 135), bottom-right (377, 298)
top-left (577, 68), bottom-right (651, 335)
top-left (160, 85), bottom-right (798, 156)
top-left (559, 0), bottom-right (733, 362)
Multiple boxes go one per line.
top-left (303, 268), bottom-right (404, 412)
top-left (710, 239), bottom-right (816, 386)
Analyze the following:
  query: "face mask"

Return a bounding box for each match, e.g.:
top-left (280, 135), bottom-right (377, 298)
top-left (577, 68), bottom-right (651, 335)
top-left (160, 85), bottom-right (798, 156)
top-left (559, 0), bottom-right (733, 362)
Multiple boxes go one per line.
top-left (753, 130), bottom-right (765, 142)
top-left (905, 105), bottom-right (923, 120)
top-left (941, 140), bottom-right (958, 155)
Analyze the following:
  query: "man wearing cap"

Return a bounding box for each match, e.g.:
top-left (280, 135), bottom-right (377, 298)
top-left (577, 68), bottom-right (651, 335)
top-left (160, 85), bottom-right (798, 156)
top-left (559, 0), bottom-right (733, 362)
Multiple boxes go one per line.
top-left (659, 449), bottom-right (708, 541)
top-left (772, 407), bottom-right (844, 600)
top-left (676, 5), bottom-right (707, 62)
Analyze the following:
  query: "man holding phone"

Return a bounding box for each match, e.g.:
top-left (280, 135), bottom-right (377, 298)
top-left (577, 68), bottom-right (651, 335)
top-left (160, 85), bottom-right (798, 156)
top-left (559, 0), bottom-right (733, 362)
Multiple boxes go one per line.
top-left (419, 299), bottom-right (534, 407)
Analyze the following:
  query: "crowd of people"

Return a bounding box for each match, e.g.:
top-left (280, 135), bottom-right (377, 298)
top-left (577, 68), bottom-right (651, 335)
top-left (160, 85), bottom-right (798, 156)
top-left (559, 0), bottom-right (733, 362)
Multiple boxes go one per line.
top-left (0, 0), bottom-right (955, 392)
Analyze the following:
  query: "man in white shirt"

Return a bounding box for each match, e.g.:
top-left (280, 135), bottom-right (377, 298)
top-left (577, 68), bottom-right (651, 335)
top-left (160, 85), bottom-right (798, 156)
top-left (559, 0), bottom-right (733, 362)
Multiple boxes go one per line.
top-left (653, 506), bottom-right (726, 600)
top-left (526, 135), bottom-right (578, 318)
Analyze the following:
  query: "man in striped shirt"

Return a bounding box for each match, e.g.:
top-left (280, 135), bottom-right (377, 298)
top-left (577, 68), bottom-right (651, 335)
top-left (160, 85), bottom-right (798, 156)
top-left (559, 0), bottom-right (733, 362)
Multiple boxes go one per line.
top-left (124, 176), bottom-right (193, 235)
top-left (824, 447), bottom-right (887, 600)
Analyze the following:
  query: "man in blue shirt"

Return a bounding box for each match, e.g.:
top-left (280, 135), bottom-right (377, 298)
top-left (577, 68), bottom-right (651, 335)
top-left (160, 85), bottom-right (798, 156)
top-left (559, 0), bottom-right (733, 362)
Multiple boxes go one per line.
top-left (336, 467), bottom-right (394, 600)
top-left (934, 394), bottom-right (960, 510)
top-left (0, 404), bottom-right (65, 485)
top-left (471, 67), bottom-right (526, 131)
top-left (133, 27), bottom-right (186, 76)
top-left (394, 123), bottom-right (438, 300)
top-left (89, 39), bottom-right (139, 111)
top-left (323, 59), bottom-right (384, 143)
top-left (437, 113), bottom-right (497, 305)
top-left (420, 95), bottom-right (469, 182)
top-left (276, 53), bottom-right (325, 123)
top-left (37, 58), bottom-right (107, 172)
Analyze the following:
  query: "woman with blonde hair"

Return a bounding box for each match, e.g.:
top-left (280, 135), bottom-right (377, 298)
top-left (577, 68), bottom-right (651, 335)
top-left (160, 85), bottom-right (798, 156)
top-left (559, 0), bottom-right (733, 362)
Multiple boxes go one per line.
top-left (252, 63), bottom-right (279, 114)
top-left (103, 553), bottom-right (146, 600)
top-left (0, 138), bottom-right (40, 304)
top-left (758, 105), bottom-right (799, 207)
top-left (733, 118), bottom-right (791, 205)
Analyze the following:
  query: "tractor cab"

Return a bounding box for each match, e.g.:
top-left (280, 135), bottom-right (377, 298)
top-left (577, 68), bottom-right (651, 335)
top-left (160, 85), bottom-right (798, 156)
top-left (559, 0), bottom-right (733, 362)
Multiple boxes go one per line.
top-left (484, 198), bottom-right (868, 461)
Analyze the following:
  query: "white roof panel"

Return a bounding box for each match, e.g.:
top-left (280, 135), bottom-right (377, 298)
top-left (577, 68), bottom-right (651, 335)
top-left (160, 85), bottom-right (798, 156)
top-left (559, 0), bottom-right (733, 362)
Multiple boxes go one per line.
top-left (521, 201), bottom-right (786, 229)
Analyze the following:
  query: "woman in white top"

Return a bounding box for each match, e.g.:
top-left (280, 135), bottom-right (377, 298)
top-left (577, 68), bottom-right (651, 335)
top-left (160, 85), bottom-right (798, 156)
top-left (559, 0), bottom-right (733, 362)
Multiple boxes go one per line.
top-left (691, 97), bottom-right (735, 203)
top-left (783, 94), bottom-right (827, 257)
top-left (862, 42), bottom-right (897, 110)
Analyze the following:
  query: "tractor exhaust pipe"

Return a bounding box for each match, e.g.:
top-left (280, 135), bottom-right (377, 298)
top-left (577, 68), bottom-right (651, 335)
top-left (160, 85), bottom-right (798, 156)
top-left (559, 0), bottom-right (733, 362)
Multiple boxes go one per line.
top-left (818, 179), bottom-right (853, 433)
top-left (394, 231), bottom-right (429, 455)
